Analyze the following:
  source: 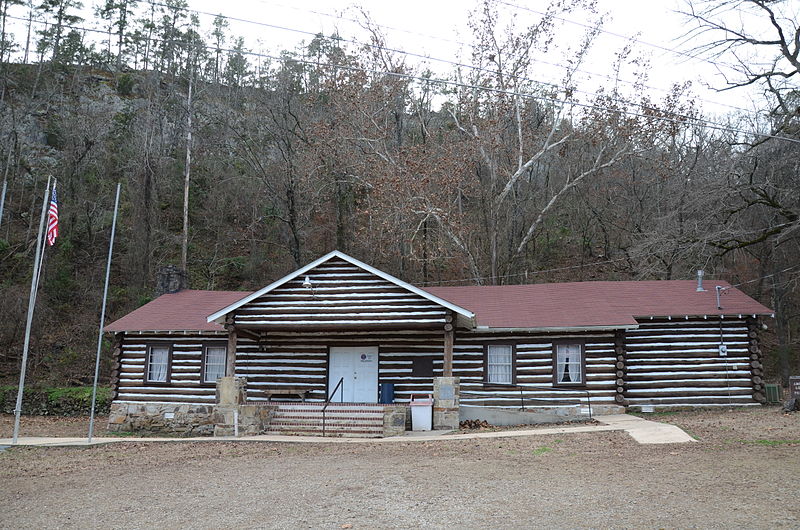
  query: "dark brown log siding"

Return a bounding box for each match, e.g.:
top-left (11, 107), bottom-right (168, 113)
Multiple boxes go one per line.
top-left (232, 258), bottom-right (448, 329)
top-left (116, 319), bottom-right (759, 408)
top-left (116, 333), bottom-right (224, 403)
top-left (114, 329), bottom-right (618, 407)
top-left (623, 318), bottom-right (758, 407)
top-left (454, 332), bottom-right (617, 408)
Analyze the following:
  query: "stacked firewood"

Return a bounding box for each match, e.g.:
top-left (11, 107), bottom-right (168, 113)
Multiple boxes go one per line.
top-left (460, 419), bottom-right (491, 429)
top-left (748, 320), bottom-right (766, 404)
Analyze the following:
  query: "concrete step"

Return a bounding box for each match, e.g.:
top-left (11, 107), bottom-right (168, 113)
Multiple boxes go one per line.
top-left (272, 408), bottom-right (385, 420)
top-left (267, 402), bottom-right (387, 438)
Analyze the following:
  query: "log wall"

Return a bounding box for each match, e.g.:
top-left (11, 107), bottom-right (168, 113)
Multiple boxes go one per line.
top-left (113, 319), bottom-right (762, 409)
top-left (113, 330), bottom-right (448, 404)
top-left (454, 332), bottom-right (618, 409)
top-left (623, 318), bottom-right (759, 407)
top-left (113, 329), bottom-right (618, 407)
top-left (233, 257), bottom-right (447, 329)
top-left (115, 333), bottom-right (225, 404)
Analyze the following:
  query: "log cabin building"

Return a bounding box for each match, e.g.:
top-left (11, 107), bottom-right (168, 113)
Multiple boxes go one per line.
top-left (104, 251), bottom-right (774, 437)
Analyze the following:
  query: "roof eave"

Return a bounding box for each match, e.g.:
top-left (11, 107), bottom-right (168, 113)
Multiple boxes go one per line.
top-left (470, 324), bottom-right (639, 333)
top-left (635, 312), bottom-right (775, 320)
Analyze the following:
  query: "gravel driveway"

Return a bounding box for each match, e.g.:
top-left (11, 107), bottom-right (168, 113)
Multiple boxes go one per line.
top-left (1, 408), bottom-right (798, 529)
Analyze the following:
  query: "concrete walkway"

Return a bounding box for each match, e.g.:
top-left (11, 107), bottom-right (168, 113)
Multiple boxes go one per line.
top-left (0, 414), bottom-right (695, 448)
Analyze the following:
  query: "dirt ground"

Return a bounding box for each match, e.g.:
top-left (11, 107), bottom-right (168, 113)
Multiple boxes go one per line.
top-left (1, 408), bottom-right (798, 529)
top-left (0, 414), bottom-right (110, 438)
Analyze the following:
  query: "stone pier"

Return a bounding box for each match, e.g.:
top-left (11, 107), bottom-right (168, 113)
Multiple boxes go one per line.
top-left (433, 376), bottom-right (460, 430)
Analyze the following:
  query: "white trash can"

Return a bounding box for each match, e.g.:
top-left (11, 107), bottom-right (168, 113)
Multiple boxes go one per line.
top-left (410, 394), bottom-right (433, 431)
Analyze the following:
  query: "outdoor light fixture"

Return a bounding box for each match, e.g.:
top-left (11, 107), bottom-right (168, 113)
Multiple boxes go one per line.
top-left (302, 275), bottom-right (316, 297)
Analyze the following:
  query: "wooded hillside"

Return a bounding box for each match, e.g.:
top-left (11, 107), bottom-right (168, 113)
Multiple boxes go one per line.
top-left (0, 0), bottom-right (797, 386)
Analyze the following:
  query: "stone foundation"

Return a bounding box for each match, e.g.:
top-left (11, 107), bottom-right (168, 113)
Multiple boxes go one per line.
top-left (108, 402), bottom-right (217, 436)
top-left (433, 376), bottom-right (460, 430)
top-left (213, 404), bottom-right (275, 436)
top-left (382, 405), bottom-right (408, 437)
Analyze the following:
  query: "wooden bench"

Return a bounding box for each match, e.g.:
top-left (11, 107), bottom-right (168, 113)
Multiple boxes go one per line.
top-left (264, 387), bottom-right (310, 402)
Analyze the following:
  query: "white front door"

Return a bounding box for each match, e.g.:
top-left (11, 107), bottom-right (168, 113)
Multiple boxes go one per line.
top-left (328, 346), bottom-right (379, 403)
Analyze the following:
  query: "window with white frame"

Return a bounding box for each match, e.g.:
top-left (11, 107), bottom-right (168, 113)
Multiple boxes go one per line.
top-left (486, 344), bottom-right (514, 384)
top-left (146, 344), bottom-right (171, 383)
top-left (203, 345), bottom-right (227, 383)
top-left (554, 343), bottom-right (584, 385)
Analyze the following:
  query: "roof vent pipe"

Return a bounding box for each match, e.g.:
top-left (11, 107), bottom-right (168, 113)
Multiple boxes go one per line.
top-left (696, 270), bottom-right (706, 292)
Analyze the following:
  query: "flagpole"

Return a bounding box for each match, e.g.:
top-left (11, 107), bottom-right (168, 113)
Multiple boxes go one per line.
top-left (12, 176), bottom-right (51, 445)
top-left (88, 183), bottom-right (121, 443)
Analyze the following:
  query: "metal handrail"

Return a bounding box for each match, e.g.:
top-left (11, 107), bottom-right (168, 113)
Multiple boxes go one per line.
top-left (322, 377), bottom-right (344, 437)
top-left (462, 384), bottom-right (592, 420)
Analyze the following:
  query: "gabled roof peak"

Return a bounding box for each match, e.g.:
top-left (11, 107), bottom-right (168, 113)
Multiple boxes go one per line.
top-left (206, 250), bottom-right (475, 324)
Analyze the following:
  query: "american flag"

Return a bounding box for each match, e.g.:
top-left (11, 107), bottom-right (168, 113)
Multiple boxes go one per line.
top-left (46, 183), bottom-right (58, 246)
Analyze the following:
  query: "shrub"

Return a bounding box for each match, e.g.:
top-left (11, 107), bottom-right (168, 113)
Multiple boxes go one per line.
top-left (0, 386), bottom-right (111, 416)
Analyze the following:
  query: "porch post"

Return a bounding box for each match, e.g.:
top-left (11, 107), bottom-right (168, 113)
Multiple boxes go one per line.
top-left (443, 312), bottom-right (454, 377)
top-left (225, 315), bottom-right (237, 377)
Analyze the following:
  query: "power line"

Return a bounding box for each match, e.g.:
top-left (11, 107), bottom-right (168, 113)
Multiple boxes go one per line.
top-left (419, 256), bottom-right (629, 286)
top-left (171, 0), bottom-right (764, 117)
top-left (131, 1), bottom-right (776, 136)
top-left (498, 0), bottom-right (741, 74)
top-left (6, 13), bottom-right (799, 146)
top-left (730, 264), bottom-right (800, 289)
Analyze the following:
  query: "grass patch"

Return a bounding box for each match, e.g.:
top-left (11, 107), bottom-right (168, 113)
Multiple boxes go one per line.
top-left (741, 439), bottom-right (800, 447)
top-left (532, 446), bottom-right (552, 456)
top-left (630, 410), bottom-right (680, 417)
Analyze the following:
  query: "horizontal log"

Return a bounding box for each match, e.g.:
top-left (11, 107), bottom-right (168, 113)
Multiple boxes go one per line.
top-left (624, 388), bottom-right (753, 397)
top-left (616, 370), bottom-right (624, 378)
top-left (116, 386), bottom-right (215, 396)
top-left (626, 344), bottom-right (748, 354)
top-left (614, 394), bottom-right (627, 404)
top-left (627, 396), bottom-right (757, 405)
top-left (625, 379), bottom-right (752, 388)
top-left (626, 372), bottom-right (752, 382)
top-left (616, 362), bottom-right (625, 370)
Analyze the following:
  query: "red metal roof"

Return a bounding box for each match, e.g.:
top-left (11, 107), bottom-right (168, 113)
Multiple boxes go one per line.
top-left (425, 280), bottom-right (773, 329)
top-left (104, 290), bottom-right (252, 332)
top-left (104, 280), bottom-right (773, 332)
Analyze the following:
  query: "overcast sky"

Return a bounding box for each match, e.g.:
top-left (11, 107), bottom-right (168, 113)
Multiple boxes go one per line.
top-left (187, 0), bottom-right (773, 121)
top-left (5, 0), bottom-right (781, 122)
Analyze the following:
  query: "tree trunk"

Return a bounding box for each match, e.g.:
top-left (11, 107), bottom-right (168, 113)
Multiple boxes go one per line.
top-left (181, 59), bottom-right (193, 278)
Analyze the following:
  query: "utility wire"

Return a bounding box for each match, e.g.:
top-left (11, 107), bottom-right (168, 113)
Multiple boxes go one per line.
top-left (105, 2), bottom-right (793, 139)
top-left (419, 256), bottom-right (630, 286)
top-left (729, 264), bottom-right (800, 289)
top-left (498, 0), bottom-right (742, 73)
top-left (140, 0), bottom-right (762, 123)
top-left (252, 0), bottom-right (758, 115)
top-left (422, 259), bottom-right (800, 289)
top-left (6, 13), bottom-right (800, 146)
